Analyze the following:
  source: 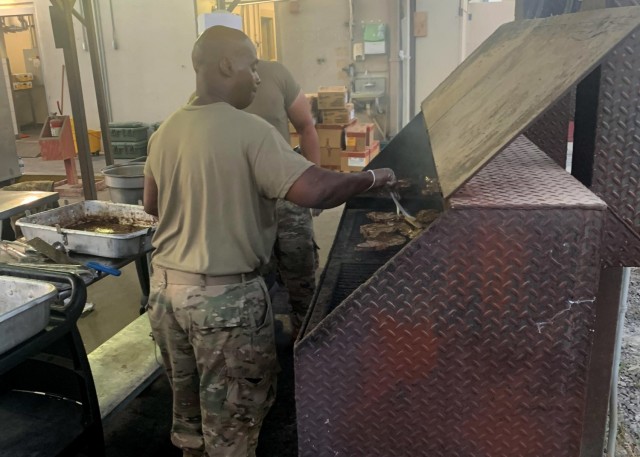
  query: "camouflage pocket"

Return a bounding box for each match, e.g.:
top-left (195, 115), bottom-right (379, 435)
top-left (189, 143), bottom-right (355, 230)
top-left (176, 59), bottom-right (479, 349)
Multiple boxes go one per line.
top-left (186, 280), bottom-right (272, 330)
top-left (226, 369), bottom-right (275, 410)
top-left (186, 284), bottom-right (252, 329)
top-left (224, 280), bottom-right (279, 377)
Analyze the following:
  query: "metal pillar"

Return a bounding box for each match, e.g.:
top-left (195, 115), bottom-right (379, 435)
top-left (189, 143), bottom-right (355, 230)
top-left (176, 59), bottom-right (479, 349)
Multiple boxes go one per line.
top-left (580, 267), bottom-right (624, 457)
top-left (81, 0), bottom-right (113, 166)
top-left (50, 0), bottom-right (97, 200)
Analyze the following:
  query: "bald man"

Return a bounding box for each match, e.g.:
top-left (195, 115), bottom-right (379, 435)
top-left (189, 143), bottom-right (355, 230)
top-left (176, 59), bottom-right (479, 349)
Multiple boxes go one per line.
top-left (144, 26), bottom-right (395, 457)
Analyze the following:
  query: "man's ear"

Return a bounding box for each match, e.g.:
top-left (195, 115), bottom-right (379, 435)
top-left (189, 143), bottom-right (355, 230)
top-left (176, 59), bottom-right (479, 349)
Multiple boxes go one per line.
top-left (219, 56), bottom-right (234, 77)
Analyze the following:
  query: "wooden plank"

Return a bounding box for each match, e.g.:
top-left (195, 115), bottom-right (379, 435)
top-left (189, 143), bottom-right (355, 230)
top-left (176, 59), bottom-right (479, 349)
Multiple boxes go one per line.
top-left (88, 313), bottom-right (162, 420)
top-left (420, 7), bottom-right (640, 198)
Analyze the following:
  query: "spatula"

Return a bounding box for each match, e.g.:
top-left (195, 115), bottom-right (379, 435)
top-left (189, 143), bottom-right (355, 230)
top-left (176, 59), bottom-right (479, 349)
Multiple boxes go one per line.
top-left (390, 192), bottom-right (421, 228)
top-left (27, 237), bottom-right (121, 277)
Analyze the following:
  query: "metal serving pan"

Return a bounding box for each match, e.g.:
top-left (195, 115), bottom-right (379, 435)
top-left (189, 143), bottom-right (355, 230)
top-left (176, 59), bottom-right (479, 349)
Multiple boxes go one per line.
top-left (0, 276), bottom-right (57, 354)
top-left (16, 201), bottom-right (156, 258)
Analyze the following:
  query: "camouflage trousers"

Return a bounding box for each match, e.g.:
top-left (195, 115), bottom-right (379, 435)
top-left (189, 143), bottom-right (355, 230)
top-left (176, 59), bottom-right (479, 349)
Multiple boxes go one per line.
top-left (274, 199), bottom-right (319, 333)
top-left (147, 267), bottom-right (278, 457)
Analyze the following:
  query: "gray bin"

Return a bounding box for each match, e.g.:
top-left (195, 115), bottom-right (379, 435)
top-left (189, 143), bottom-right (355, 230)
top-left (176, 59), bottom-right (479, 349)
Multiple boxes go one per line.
top-left (101, 163), bottom-right (145, 205)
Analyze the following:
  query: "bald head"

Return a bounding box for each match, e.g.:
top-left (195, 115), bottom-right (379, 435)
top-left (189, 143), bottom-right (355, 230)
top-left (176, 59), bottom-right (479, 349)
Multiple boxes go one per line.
top-left (191, 25), bottom-right (260, 109)
top-left (192, 25), bottom-right (250, 71)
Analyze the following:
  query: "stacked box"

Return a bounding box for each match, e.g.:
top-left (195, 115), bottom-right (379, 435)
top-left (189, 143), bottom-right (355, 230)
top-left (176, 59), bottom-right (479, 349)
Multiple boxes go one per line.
top-left (322, 103), bottom-right (355, 125)
top-left (109, 122), bottom-right (148, 159)
top-left (317, 86), bottom-right (348, 110)
top-left (13, 72), bottom-right (33, 82)
top-left (321, 147), bottom-right (342, 170)
top-left (316, 119), bottom-right (356, 149)
top-left (12, 81), bottom-right (32, 90)
top-left (318, 86), bottom-right (354, 126)
top-left (340, 140), bottom-right (380, 172)
top-left (345, 122), bottom-right (375, 151)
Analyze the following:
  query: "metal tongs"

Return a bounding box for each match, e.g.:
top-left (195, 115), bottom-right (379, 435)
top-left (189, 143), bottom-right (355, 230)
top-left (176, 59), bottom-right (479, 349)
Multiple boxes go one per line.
top-left (390, 191), bottom-right (421, 228)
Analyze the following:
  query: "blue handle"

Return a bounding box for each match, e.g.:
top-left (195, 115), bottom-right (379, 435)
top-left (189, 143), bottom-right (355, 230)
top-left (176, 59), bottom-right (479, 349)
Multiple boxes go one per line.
top-left (85, 261), bottom-right (122, 277)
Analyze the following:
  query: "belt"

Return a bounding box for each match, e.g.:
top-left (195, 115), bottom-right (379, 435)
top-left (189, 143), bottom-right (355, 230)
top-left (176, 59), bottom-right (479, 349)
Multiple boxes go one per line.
top-left (155, 267), bottom-right (260, 286)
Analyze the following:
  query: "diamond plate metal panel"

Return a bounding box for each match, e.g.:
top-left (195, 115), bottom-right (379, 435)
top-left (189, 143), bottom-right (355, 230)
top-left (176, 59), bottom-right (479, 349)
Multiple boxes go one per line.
top-left (601, 208), bottom-right (640, 266)
top-left (451, 136), bottom-right (604, 210)
top-left (296, 208), bottom-right (603, 457)
top-left (296, 145), bottom-right (605, 457)
top-left (525, 95), bottom-right (571, 168)
top-left (589, 31), bottom-right (640, 265)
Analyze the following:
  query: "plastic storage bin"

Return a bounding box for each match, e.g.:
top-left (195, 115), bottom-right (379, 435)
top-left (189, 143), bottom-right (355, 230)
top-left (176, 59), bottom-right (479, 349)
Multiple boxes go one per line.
top-left (109, 122), bottom-right (148, 142)
top-left (111, 140), bottom-right (148, 159)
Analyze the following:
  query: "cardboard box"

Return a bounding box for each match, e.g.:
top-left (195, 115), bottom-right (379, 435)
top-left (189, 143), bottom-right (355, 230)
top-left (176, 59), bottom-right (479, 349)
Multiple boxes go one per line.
top-left (345, 122), bottom-right (375, 151)
top-left (12, 81), bottom-right (32, 90)
top-left (320, 147), bottom-right (342, 168)
top-left (13, 72), bottom-right (33, 82)
top-left (340, 140), bottom-right (380, 172)
top-left (369, 140), bottom-right (381, 160)
top-left (317, 86), bottom-right (348, 110)
top-left (316, 119), bottom-right (352, 149)
top-left (340, 150), bottom-right (370, 172)
top-left (321, 103), bottom-right (355, 125)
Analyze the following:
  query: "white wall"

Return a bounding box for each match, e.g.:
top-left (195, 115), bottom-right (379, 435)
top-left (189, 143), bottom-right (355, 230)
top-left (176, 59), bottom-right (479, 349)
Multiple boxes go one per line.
top-left (32, 0), bottom-right (99, 127)
top-left (275, 0), bottom-right (351, 93)
top-left (467, 1), bottom-right (515, 55)
top-left (413, 0), bottom-right (514, 115)
top-left (413, 0), bottom-right (461, 115)
top-left (100, 0), bottom-right (196, 124)
top-left (31, 0), bottom-right (197, 130)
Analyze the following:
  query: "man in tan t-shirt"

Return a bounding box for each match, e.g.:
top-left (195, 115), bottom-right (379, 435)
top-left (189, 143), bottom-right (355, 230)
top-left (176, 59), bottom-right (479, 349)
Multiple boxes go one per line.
top-left (244, 59), bottom-right (320, 338)
top-left (143, 26), bottom-right (395, 457)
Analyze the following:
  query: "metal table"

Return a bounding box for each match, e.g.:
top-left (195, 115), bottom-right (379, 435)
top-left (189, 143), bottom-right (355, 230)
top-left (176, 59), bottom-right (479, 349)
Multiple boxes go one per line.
top-left (72, 251), bottom-right (152, 313)
top-left (0, 191), bottom-right (59, 240)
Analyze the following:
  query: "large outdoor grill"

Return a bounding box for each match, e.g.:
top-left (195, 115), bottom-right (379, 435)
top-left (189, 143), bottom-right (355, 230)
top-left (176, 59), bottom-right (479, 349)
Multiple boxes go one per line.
top-left (295, 7), bottom-right (640, 457)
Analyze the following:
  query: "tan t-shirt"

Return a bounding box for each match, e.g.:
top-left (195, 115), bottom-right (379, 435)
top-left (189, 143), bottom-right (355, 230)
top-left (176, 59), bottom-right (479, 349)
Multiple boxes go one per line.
top-left (145, 102), bottom-right (313, 275)
top-left (244, 60), bottom-right (300, 141)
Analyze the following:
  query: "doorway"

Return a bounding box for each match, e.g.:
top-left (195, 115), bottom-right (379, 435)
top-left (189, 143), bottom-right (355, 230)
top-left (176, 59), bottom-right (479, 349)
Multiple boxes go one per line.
top-left (0, 12), bottom-right (48, 138)
top-left (197, 1), bottom-right (280, 61)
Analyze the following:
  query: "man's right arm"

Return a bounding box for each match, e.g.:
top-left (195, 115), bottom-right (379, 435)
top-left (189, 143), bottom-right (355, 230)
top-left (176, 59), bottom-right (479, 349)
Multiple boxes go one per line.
top-left (143, 174), bottom-right (159, 217)
top-left (285, 166), bottom-right (395, 209)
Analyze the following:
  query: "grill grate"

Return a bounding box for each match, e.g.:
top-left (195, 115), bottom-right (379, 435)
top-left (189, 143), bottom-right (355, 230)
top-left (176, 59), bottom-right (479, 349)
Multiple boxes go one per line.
top-left (329, 263), bottom-right (382, 312)
top-left (338, 209), bottom-right (406, 261)
top-left (325, 208), bottom-right (409, 313)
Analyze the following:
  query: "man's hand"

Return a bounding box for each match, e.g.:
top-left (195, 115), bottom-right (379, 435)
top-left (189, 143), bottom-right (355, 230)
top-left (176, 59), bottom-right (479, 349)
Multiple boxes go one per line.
top-left (369, 168), bottom-right (397, 190)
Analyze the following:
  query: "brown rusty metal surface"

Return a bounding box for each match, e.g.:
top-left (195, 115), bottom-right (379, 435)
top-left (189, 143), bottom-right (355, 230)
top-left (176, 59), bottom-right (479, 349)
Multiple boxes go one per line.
top-left (601, 208), bottom-right (640, 266)
top-left (296, 144), bottom-right (606, 457)
top-left (524, 95), bottom-right (571, 168)
top-left (589, 32), bottom-right (640, 265)
top-left (450, 136), bottom-right (604, 210)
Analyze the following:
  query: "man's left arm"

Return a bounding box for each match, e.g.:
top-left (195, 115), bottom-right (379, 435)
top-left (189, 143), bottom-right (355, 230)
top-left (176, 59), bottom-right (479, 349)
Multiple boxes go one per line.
top-left (287, 90), bottom-right (320, 166)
